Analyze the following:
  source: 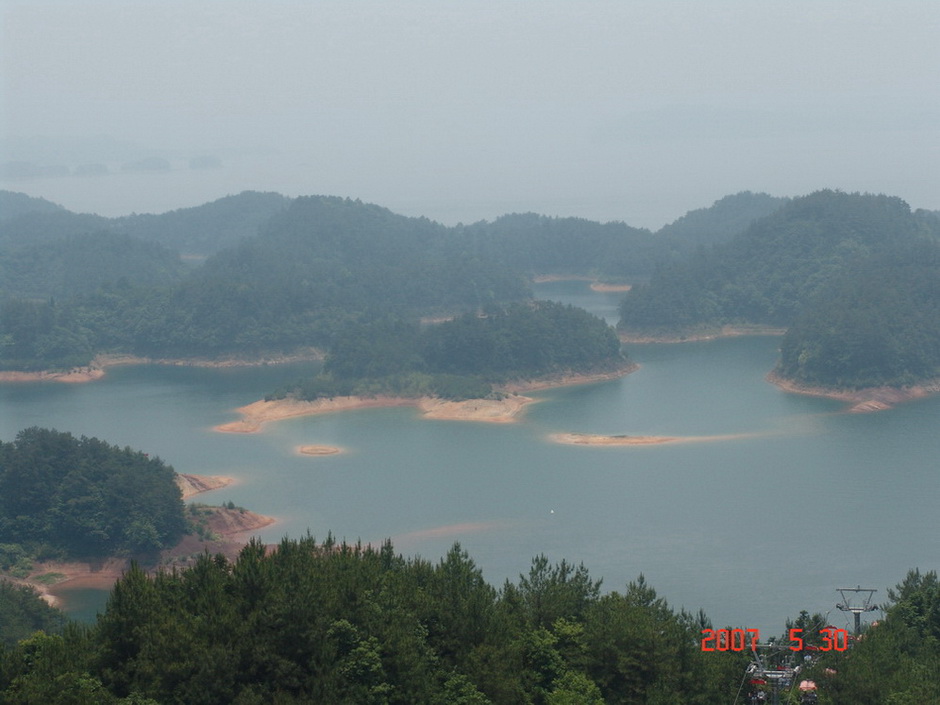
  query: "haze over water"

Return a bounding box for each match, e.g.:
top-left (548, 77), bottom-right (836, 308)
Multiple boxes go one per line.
top-left (2, 280), bottom-right (938, 635)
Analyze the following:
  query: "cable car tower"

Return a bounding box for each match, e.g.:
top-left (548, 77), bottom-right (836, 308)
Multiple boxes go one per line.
top-left (836, 585), bottom-right (878, 636)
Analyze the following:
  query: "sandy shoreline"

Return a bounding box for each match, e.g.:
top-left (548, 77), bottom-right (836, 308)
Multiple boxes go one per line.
top-left (215, 394), bottom-right (537, 433)
top-left (549, 431), bottom-right (760, 446)
top-left (767, 372), bottom-right (940, 413)
top-left (215, 363), bottom-right (637, 433)
top-left (0, 349), bottom-right (325, 384)
top-left (13, 474), bottom-right (274, 609)
top-left (0, 366), bottom-right (106, 383)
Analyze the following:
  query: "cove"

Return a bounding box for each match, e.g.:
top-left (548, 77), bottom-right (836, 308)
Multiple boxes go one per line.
top-left (1, 281), bottom-right (938, 635)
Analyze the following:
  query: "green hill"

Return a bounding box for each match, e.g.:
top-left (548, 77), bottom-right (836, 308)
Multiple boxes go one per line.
top-left (777, 240), bottom-right (940, 388)
top-left (619, 190), bottom-right (937, 333)
top-left (654, 191), bottom-right (787, 250)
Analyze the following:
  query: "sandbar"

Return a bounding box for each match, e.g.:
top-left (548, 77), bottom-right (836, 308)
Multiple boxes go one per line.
top-left (767, 372), bottom-right (940, 413)
top-left (549, 431), bottom-right (759, 446)
top-left (214, 394), bottom-right (538, 433)
top-left (297, 444), bottom-right (343, 456)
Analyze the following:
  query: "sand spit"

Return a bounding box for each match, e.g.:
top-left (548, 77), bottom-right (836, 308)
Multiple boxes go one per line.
top-left (215, 396), bottom-right (420, 433)
top-left (768, 372), bottom-right (940, 413)
top-left (214, 365), bottom-right (638, 434)
top-left (549, 431), bottom-right (760, 446)
top-left (297, 444), bottom-right (343, 456)
top-left (215, 394), bottom-right (537, 433)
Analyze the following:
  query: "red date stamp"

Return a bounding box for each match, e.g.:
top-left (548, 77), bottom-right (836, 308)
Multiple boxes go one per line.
top-left (701, 627), bottom-right (849, 652)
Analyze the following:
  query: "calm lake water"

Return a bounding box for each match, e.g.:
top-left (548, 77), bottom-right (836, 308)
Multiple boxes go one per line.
top-left (2, 280), bottom-right (938, 636)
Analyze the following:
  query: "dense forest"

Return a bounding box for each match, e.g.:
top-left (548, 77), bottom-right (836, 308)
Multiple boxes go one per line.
top-left (0, 537), bottom-right (745, 704)
top-left (1, 538), bottom-right (937, 704)
top-left (778, 241), bottom-right (940, 388)
top-left (0, 428), bottom-right (186, 558)
top-left (271, 301), bottom-right (628, 402)
top-left (619, 190), bottom-right (940, 388)
top-left (4, 188), bottom-right (939, 390)
top-left (0, 189), bottom-right (779, 372)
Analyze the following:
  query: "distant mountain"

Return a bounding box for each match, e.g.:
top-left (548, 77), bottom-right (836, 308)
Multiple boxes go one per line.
top-left (778, 240), bottom-right (940, 388)
top-left (619, 190), bottom-right (935, 334)
top-left (114, 190), bottom-right (290, 255)
top-left (0, 191), bottom-right (65, 221)
top-left (120, 196), bottom-right (529, 356)
top-left (655, 191), bottom-right (788, 247)
top-left (0, 190), bottom-right (290, 257)
top-left (457, 213), bottom-right (656, 277)
top-left (620, 190), bottom-right (940, 388)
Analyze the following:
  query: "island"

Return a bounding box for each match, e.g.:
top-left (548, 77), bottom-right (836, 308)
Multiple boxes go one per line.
top-left (217, 301), bottom-right (635, 431)
top-left (617, 191), bottom-right (940, 410)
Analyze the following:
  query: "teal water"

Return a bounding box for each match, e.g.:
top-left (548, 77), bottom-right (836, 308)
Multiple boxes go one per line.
top-left (2, 282), bottom-right (938, 636)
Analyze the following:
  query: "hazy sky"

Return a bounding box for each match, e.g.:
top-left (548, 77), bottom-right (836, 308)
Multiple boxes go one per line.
top-left (2, 0), bottom-right (938, 228)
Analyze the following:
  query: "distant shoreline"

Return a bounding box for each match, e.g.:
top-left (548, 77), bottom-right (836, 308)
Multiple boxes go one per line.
top-left (530, 273), bottom-right (632, 292)
top-left (0, 349), bottom-right (325, 384)
top-left (215, 362), bottom-right (638, 433)
top-left (767, 371), bottom-right (940, 412)
top-left (619, 324), bottom-right (786, 344)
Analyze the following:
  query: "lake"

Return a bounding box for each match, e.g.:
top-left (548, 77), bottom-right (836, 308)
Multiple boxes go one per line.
top-left (2, 280), bottom-right (938, 636)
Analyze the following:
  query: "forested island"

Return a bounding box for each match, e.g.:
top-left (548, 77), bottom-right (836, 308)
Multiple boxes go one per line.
top-left (618, 190), bottom-right (940, 399)
top-left (262, 301), bottom-right (631, 412)
top-left (5, 187), bottom-right (940, 405)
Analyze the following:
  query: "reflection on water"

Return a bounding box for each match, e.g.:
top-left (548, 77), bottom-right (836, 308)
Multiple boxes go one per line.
top-left (48, 587), bottom-right (110, 624)
top-left (1, 283), bottom-right (938, 635)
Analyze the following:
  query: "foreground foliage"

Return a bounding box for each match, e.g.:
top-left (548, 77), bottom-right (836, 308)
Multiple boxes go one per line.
top-left (0, 537), bottom-right (745, 704)
top-left (0, 540), bottom-right (936, 703)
